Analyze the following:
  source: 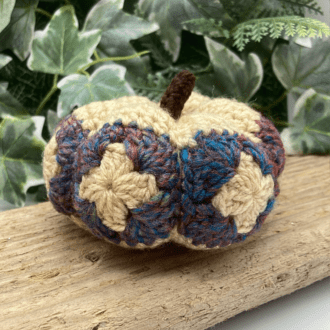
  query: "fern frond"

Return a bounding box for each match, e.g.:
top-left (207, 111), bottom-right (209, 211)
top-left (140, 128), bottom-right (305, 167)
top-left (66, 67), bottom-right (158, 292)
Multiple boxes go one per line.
top-left (285, 21), bottom-right (296, 36)
top-left (268, 20), bottom-right (285, 38)
top-left (232, 16), bottom-right (330, 51)
top-left (251, 0), bottom-right (323, 18)
top-left (131, 72), bottom-right (171, 102)
top-left (220, 0), bottom-right (323, 22)
top-left (281, 0), bottom-right (323, 16)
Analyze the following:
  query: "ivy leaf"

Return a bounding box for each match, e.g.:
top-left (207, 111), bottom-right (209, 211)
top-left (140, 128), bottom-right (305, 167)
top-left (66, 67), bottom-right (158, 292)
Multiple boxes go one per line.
top-left (57, 64), bottom-right (135, 118)
top-left (83, 0), bottom-right (158, 85)
top-left (47, 109), bottom-right (61, 135)
top-left (0, 0), bottom-right (38, 61)
top-left (280, 33), bottom-right (313, 48)
top-left (27, 5), bottom-right (102, 75)
top-left (0, 84), bottom-right (30, 119)
top-left (279, 128), bottom-right (296, 155)
top-left (135, 0), bottom-right (234, 62)
top-left (195, 37), bottom-right (263, 102)
top-left (181, 17), bottom-right (231, 39)
top-left (240, 35), bottom-right (277, 66)
top-left (0, 54), bottom-right (12, 69)
top-left (0, 116), bottom-right (46, 207)
top-left (0, 0), bottom-right (16, 33)
top-left (281, 88), bottom-right (330, 155)
top-left (272, 37), bottom-right (330, 95)
top-left (0, 82), bottom-right (8, 90)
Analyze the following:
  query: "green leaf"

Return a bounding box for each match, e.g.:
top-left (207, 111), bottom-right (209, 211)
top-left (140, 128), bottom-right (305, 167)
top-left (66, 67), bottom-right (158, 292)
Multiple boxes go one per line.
top-left (0, 0), bottom-right (38, 61)
top-left (27, 5), bottom-right (102, 75)
top-left (280, 34), bottom-right (313, 48)
top-left (195, 37), bottom-right (263, 102)
top-left (0, 0), bottom-right (16, 33)
top-left (281, 88), bottom-right (330, 155)
top-left (135, 0), bottom-right (234, 62)
top-left (47, 109), bottom-right (61, 135)
top-left (0, 82), bottom-right (8, 90)
top-left (240, 35), bottom-right (277, 66)
top-left (34, 184), bottom-right (47, 202)
top-left (0, 84), bottom-right (30, 119)
top-left (83, 0), bottom-right (158, 86)
top-left (0, 54), bottom-right (12, 69)
top-left (181, 16), bottom-right (232, 39)
top-left (57, 64), bottom-right (135, 118)
top-left (279, 127), bottom-right (296, 155)
top-left (0, 116), bottom-right (46, 207)
top-left (137, 33), bottom-right (173, 70)
top-left (272, 37), bottom-right (330, 95)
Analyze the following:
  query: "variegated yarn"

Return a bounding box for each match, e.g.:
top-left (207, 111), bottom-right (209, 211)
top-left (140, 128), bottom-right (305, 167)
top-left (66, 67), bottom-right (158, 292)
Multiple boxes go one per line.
top-left (43, 70), bottom-right (285, 250)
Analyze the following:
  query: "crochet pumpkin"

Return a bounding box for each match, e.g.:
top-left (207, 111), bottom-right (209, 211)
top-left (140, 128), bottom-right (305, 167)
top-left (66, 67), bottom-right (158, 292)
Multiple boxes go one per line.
top-left (43, 70), bottom-right (285, 250)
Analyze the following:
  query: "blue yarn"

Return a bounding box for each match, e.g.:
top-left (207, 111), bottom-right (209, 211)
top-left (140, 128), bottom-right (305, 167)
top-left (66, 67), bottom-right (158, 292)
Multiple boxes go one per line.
top-left (70, 120), bottom-right (181, 246)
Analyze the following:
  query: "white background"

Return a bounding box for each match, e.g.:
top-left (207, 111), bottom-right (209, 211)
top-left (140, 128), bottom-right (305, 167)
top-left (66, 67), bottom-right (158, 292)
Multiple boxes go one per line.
top-left (208, 277), bottom-right (330, 330)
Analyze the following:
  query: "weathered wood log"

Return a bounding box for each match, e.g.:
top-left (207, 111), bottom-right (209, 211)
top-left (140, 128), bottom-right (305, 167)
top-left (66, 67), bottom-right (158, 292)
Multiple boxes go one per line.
top-left (0, 155), bottom-right (329, 330)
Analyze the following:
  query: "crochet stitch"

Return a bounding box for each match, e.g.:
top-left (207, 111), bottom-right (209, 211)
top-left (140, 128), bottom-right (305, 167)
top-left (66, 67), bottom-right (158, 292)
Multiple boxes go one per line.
top-left (43, 70), bottom-right (285, 250)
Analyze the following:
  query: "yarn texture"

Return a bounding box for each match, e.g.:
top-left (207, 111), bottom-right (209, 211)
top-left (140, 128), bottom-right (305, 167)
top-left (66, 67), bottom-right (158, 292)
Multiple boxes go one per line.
top-left (43, 70), bottom-right (285, 250)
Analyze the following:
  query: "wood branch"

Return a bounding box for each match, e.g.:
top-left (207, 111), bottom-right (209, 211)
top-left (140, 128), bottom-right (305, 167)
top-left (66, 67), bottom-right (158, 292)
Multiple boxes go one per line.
top-left (0, 155), bottom-right (329, 330)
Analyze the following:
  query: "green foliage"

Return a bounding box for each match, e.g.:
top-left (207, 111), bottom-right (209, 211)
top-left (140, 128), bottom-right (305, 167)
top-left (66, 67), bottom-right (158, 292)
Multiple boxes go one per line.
top-left (181, 18), bottom-right (230, 38)
top-left (132, 72), bottom-right (171, 103)
top-left (0, 84), bottom-right (30, 118)
top-left (195, 36), bottom-right (264, 102)
top-left (0, 0), bottom-right (39, 61)
top-left (219, 0), bottom-right (323, 22)
top-left (27, 5), bottom-right (102, 75)
top-left (0, 0), bottom-right (15, 34)
top-left (46, 109), bottom-right (60, 136)
top-left (83, 0), bottom-right (158, 86)
top-left (232, 16), bottom-right (330, 51)
top-left (0, 54), bottom-right (12, 69)
top-left (0, 0), bottom-right (330, 209)
top-left (281, 89), bottom-right (330, 154)
top-left (57, 64), bottom-right (135, 118)
top-left (0, 56), bottom-right (59, 115)
top-left (138, 33), bottom-right (173, 70)
top-left (272, 37), bottom-right (330, 94)
top-left (134, 0), bottom-right (232, 62)
top-left (182, 14), bottom-right (330, 52)
top-left (247, 53), bottom-right (288, 131)
top-left (0, 116), bottom-right (46, 206)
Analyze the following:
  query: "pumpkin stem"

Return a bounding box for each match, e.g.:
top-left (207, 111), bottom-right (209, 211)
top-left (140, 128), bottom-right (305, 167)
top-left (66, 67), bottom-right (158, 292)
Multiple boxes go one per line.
top-left (160, 70), bottom-right (196, 120)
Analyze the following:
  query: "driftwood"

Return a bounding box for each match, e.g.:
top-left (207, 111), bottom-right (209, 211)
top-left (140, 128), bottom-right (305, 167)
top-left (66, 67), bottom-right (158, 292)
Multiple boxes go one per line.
top-left (0, 155), bottom-right (329, 330)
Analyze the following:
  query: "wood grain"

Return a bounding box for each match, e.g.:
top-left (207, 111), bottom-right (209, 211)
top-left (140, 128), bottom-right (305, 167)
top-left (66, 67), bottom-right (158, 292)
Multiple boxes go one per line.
top-left (0, 155), bottom-right (329, 330)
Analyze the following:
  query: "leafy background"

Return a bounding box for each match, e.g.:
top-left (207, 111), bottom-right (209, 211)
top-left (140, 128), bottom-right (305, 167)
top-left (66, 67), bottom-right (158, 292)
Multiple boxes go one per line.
top-left (0, 0), bottom-right (330, 210)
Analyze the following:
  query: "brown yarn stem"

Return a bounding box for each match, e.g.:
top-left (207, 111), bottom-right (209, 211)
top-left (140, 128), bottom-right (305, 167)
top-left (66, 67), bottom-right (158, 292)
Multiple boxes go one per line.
top-left (160, 70), bottom-right (196, 120)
